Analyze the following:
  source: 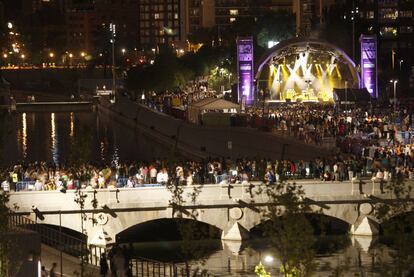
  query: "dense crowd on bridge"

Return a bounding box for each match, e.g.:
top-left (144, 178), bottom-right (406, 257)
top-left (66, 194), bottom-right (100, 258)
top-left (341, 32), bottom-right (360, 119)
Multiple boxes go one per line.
top-left (1, 149), bottom-right (412, 192)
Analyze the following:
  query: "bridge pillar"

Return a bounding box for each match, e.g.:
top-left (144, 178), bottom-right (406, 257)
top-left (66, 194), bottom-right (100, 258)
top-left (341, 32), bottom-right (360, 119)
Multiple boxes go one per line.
top-left (221, 222), bottom-right (250, 241)
top-left (350, 216), bottom-right (379, 236)
top-left (88, 226), bottom-right (115, 247)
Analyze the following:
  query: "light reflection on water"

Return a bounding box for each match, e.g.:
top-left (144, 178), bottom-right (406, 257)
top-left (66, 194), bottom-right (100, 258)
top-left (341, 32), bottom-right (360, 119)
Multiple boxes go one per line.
top-left (1, 111), bottom-right (172, 165)
top-left (22, 112), bottom-right (27, 159)
top-left (50, 112), bottom-right (58, 165)
top-left (125, 236), bottom-right (410, 277)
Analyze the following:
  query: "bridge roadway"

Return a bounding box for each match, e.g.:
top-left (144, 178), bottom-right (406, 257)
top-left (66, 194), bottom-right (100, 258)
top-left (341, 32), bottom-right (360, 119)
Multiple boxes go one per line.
top-left (14, 101), bottom-right (94, 112)
top-left (8, 180), bottom-right (414, 246)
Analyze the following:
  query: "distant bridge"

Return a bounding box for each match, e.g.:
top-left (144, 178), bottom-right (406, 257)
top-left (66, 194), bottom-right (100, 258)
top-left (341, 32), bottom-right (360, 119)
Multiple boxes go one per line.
top-left (8, 180), bottom-right (414, 247)
top-left (13, 101), bottom-right (94, 112)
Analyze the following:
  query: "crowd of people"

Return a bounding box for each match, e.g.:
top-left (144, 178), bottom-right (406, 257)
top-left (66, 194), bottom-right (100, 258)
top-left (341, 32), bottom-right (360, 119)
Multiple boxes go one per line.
top-left (1, 147), bottom-right (413, 193)
top-left (2, 96), bottom-right (414, 193)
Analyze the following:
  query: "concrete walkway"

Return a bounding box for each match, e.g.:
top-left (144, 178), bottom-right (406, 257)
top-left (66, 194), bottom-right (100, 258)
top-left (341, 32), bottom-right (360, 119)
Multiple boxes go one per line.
top-left (41, 244), bottom-right (100, 277)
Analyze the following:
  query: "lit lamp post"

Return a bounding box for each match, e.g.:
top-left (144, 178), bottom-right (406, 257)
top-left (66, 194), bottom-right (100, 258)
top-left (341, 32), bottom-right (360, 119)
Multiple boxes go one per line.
top-left (3, 53), bottom-right (8, 66)
top-left (49, 52), bottom-right (54, 67)
top-left (110, 23), bottom-right (116, 102)
top-left (399, 59), bottom-right (403, 71)
top-left (390, 79), bottom-right (398, 114)
top-left (345, 80), bottom-right (348, 114)
top-left (20, 54), bottom-right (25, 66)
top-left (68, 53), bottom-right (73, 67)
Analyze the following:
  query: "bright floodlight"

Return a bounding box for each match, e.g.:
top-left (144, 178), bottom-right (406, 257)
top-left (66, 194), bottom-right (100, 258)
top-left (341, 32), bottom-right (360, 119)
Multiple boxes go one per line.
top-left (20, 54), bottom-right (25, 59)
top-left (7, 22), bottom-right (13, 29)
top-left (49, 52), bottom-right (54, 58)
top-left (81, 52), bottom-right (86, 57)
top-left (3, 53), bottom-right (7, 58)
top-left (264, 255), bottom-right (274, 263)
top-left (69, 53), bottom-right (73, 58)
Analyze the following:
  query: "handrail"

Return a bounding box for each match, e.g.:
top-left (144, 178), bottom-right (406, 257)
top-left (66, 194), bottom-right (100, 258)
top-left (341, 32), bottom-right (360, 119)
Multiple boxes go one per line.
top-left (8, 213), bottom-right (105, 266)
top-left (130, 256), bottom-right (217, 277)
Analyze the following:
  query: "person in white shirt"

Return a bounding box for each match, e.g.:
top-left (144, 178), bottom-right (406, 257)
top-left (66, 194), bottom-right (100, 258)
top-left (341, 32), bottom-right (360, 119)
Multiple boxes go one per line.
top-left (35, 179), bottom-right (43, 191)
top-left (1, 179), bottom-right (10, 192)
top-left (156, 171), bottom-right (164, 184)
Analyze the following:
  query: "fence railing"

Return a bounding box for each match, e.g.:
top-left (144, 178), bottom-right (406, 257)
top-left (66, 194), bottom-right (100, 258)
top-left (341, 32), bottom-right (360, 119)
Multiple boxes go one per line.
top-left (130, 257), bottom-right (216, 277)
top-left (7, 213), bottom-right (105, 266)
top-left (8, 214), bottom-right (217, 276)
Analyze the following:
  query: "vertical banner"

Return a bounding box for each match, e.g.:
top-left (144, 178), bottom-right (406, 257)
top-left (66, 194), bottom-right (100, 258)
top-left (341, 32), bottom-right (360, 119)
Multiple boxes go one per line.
top-left (360, 35), bottom-right (378, 98)
top-left (237, 37), bottom-right (254, 105)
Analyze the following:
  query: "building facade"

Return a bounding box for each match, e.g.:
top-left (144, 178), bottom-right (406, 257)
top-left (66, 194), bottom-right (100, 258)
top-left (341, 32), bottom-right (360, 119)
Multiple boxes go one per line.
top-left (357, 0), bottom-right (413, 71)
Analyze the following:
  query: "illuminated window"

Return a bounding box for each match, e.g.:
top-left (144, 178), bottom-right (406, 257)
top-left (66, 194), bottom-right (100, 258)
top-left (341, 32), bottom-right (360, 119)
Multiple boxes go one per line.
top-left (230, 17), bottom-right (236, 23)
top-left (399, 10), bottom-right (412, 17)
top-left (380, 26), bottom-right (398, 37)
top-left (400, 26), bottom-right (413, 33)
top-left (379, 8), bottom-right (398, 20)
top-left (154, 13), bottom-right (160, 19)
top-left (229, 9), bottom-right (238, 16)
top-left (367, 11), bottom-right (374, 19)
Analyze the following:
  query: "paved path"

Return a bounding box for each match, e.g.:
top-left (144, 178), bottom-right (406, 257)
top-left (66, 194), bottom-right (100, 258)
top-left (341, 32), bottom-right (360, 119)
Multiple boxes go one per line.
top-left (41, 244), bottom-right (100, 277)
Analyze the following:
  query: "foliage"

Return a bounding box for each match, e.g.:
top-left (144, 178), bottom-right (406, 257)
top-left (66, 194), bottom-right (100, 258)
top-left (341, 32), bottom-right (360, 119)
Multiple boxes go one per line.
top-left (126, 45), bottom-right (232, 93)
top-left (256, 13), bottom-right (295, 49)
top-left (68, 125), bottom-right (92, 168)
top-left (255, 262), bottom-right (271, 277)
top-left (373, 173), bottom-right (414, 277)
top-left (0, 191), bottom-right (23, 276)
top-left (166, 177), bottom-right (206, 276)
top-left (257, 181), bottom-right (317, 277)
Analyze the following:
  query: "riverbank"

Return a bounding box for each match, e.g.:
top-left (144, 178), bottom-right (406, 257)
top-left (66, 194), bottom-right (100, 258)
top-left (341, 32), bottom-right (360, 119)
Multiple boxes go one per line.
top-left (98, 95), bottom-right (331, 160)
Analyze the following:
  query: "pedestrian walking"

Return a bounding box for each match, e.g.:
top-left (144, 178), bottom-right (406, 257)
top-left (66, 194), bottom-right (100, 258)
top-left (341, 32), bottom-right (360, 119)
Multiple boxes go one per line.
top-left (100, 253), bottom-right (109, 277)
top-left (49, 262), bottom-right (57, 277)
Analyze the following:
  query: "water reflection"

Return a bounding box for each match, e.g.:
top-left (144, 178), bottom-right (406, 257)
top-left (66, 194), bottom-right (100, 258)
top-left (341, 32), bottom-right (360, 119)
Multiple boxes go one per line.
top-left (22, 112), bottom-right (27, 159)
top-left (123, 235), bottom-right (414, 276)
top-left (69, 112), bottom-right (74, 138)
top-left (1, 111), bottom-right (172, 165)
top-left (50, 113), bottom-right (59, 165)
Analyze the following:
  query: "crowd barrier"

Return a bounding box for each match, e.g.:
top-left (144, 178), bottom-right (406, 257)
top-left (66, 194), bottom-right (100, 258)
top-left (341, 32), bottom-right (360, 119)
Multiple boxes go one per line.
top-left (14, 179), bottom-right (163, 192)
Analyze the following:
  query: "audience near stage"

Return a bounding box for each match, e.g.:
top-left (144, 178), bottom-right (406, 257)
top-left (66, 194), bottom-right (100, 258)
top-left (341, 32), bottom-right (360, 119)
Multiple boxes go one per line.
top-left (2, 93), bottom-right (414, 193)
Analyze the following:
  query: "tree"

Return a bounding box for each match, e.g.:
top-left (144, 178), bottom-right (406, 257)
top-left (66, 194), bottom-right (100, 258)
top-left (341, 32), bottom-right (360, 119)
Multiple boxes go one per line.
top-left (166, 175), bottom-right (212, 276)
top-left (256, 181), bottom-right (317, 277)
top-left (373, 173), bottom-right (414, 276)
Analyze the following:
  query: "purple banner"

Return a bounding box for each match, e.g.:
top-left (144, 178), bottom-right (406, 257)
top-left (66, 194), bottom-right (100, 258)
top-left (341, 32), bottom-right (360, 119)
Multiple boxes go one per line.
top-left (360, 35), bottom-right (378, 98)
top-left (237, 37), bottom-right (254, 105)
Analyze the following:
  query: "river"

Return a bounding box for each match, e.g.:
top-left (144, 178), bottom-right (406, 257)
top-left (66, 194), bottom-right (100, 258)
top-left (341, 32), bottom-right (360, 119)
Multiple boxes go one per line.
top-left (122, 235), bottom-right (414, 277)
top-left (0, 111), bottom-right (172, 165)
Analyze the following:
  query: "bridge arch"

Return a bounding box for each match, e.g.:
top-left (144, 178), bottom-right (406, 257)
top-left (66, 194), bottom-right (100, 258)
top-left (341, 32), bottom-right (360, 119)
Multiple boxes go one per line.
top-left (255, 38), bottom-right (360, 102)
top-left (249, 212), bottom-right (351, 237)
top-left (379, 211), bottom-right (414, 234)
top-left (115, 218), bottom-right (222, 243)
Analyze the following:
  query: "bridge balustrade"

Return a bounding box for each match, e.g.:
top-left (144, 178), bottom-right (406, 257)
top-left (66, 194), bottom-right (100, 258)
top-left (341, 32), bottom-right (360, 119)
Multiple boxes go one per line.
top-left (8, 213), bottom-right (105, 266)
top-left (131, 257), bottom-right (216, 277)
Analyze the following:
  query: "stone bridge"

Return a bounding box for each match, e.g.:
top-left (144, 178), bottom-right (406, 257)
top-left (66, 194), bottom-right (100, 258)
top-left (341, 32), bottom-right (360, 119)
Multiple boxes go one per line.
top-left (8, 180), bottom-right (414, 246)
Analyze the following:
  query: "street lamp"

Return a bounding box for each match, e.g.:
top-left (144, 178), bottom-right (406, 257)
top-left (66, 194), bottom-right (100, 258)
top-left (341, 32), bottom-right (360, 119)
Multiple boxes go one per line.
top-left (399, 59), bottom-right (403, 71)
top-left (344, 80), bottom-right (348, 114)
top-left (121, 48), bottom-right (126, 55)
top-left (49, 52), bottom-right (54, 67)
top-left (390, 79), bottom-right (398, 114)
top-left (109, 23), bottom-right (117, 102)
